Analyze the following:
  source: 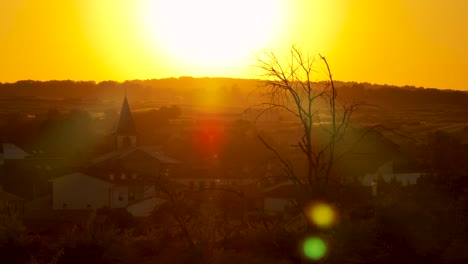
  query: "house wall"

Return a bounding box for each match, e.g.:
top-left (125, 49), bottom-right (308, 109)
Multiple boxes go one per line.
top-left (393, 173), bottom-right (421, 186)
top-left (173, 178), bottom-right (243, 191)
top-left (52, 173), bottom-right (112, 210)
top-left (110, 185), bottom-right (152, 208)
top-left (111, 185), bottom-right (129, 208)
top-left (52, 173), bottom-right (162, 212)
top-left (376, 160), bottom-right (394, 175)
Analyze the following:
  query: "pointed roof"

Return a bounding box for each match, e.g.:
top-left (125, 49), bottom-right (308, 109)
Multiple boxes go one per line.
top-left (0, 188), bottom-right (24, 201)
top-left (115, 96), bottom-right (138, 135)
top-left (0, 143), bottom-right (29, 159)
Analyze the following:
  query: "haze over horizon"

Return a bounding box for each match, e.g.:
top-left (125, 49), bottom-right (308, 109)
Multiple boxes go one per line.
top-left (1, 0), bottom-right (467, 90)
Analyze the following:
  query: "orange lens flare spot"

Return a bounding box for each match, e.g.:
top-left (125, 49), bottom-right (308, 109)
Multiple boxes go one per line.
top-left (193, 119), bottom-right (224, 158)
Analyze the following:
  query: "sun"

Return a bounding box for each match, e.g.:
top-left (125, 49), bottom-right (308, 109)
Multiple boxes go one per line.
top-left (133, 0), bottom-right (287, 76)
top-left (79, 0), bottom-right (289, 79)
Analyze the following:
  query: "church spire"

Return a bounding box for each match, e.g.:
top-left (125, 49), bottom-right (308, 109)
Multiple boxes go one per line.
top-left (114, 96), bottom-right (138, 150)
top-left (115, 96), bottom-right (137, 135)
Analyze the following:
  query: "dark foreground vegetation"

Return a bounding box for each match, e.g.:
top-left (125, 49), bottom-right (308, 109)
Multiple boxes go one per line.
top-left (1, 78), bottom-right (468, 263)
top-left (0, 182), bottom-right (467, 264)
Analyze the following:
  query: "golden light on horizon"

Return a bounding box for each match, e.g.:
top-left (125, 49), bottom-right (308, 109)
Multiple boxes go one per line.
top-left (0, 0), bottom-right (466, 89)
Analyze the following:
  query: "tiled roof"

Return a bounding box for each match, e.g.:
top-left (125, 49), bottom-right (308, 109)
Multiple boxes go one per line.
top-left (264, 182), bottom-right (300, 199)
top-left (90, 147), bottom-right (180, 165)
top-left (49, 172), bottom-right (114, 184)
top-left (0, 189), bottom-right (24, 201)
top-left (1, 143), bottom-right (29, 159)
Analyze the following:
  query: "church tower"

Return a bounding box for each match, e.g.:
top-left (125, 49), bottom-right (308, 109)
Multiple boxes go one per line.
top-left (114, 96), bottom-right (138, 151)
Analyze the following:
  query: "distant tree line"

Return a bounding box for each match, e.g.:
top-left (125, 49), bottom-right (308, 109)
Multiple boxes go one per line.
top-left (0, 79), bottom-right (467, 109)
top-left (337, 81), bottom-right (468, 109)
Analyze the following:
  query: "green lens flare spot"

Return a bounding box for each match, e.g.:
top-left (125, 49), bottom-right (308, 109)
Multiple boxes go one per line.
top-left (303, 237), bottom-right (327, 260)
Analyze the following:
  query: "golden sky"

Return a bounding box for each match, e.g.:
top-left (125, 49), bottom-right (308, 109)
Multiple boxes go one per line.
top-left (0, 0), bottom-right (466, 89)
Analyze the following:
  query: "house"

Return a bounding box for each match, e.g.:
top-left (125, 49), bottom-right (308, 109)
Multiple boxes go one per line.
top-left (332, 126), bottom-right (401, 184)
top-left (0, 185), bottom-right (24, 215)
top-left (0, 143), bottom-right (46, 199)
top-left (50, 96), bottom-right (179, 217)
top-left (262, 181), bottom-right (298, 214)
top-left (51, 170), bottom-right (168, 215)
top-left (361, 160), bottom-right (422, 187)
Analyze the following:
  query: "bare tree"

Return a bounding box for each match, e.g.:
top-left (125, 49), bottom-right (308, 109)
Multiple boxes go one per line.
top-left (251, 45), bottom-right (359, 191)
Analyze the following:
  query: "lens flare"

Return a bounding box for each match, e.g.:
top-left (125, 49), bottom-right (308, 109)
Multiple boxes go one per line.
top-left (193, 119), bottom-right (224, 158)
top-left (308, 202), bottom-right (336, 228)
top-left (303, 237), bottom-right (327, 260)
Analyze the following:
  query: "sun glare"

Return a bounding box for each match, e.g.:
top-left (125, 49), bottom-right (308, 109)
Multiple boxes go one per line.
top-left (135, 0), bottom-right (286, 75)
top-left (79, 0), bottom-right (288, 79)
